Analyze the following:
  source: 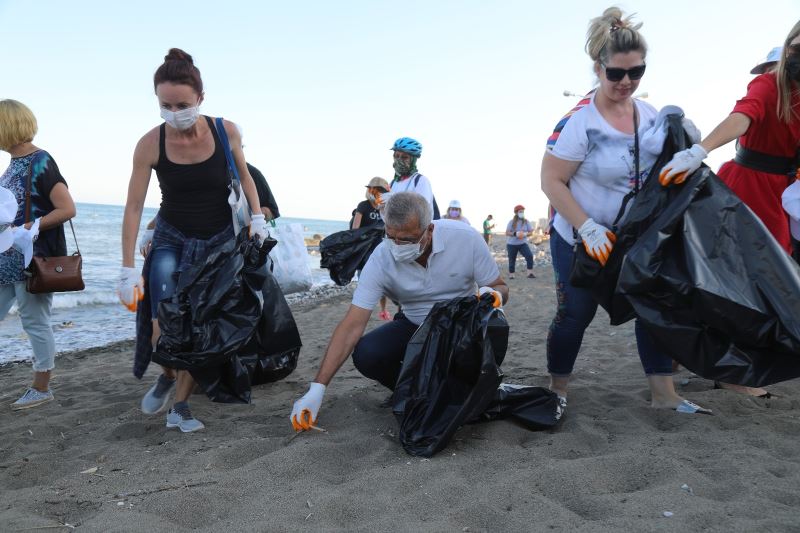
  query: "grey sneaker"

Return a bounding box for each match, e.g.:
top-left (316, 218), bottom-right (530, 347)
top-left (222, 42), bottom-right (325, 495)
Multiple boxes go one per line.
top-left (11, 388), bottom-right (54, 411)
top-left (141, 375), bottom-right (176, 414)
top-left (166, 408), bottom-right (205, 433)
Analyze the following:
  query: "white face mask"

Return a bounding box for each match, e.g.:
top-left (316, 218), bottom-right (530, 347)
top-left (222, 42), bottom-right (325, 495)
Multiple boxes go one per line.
top-left (161, 105), bottom-right (200, 130)
top-left (517, 211), bottom-right (525, 219)
top-left (384, 228), bottom-right (427, 263)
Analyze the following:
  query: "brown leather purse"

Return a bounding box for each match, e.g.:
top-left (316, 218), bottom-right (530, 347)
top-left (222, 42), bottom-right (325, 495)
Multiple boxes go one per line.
top-left (23, 161), bottom-right (84, 294)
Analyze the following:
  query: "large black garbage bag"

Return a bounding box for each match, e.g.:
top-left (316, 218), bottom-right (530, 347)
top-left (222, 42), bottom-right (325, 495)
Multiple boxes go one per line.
top-left (480, 383), bottom-right (562, 430)
top-left (154, 234), bottom-right (300, 403)
top-left (618, 163), bottom-right (800, 387)
top-left (320, 225), bottom-right (384, 285)
top-left (571, 113), bottom-right (694, 324)
top-left (238, 261), bottom-right (302, 386)
top-left (392, 295), bottom-right (560, 457)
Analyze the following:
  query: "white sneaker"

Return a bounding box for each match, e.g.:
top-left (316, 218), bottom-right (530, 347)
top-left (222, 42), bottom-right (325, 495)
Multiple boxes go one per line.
top-left (166, 408), bottom-right (205, 433)
top-left (11, 388), bottom-right (54, 411)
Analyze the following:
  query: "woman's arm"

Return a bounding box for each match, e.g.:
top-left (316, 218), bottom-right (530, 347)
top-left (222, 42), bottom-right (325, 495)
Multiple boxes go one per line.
top-left (540, 152), bottom-right (587, 229)
top-left (33, 183), bottom-right (76, 231)
top-left (699, 112), bottom-right (751, 154)
top-left (224, 121), bottom-right (260, 214)
top-left (122, 134), bottom-right (156, 267)
top-left (352, 212), bottom-right (363, 229)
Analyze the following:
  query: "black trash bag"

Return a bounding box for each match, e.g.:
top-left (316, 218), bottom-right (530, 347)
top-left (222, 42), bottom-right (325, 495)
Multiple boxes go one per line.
top-left (392, 294), bottom-right (560, 457)
top-left (618, 164), bottom-right (800, 387)
top-left (154, 233), bottom-right (299, 403)
top-left (480, 383), bottom-right (562, 430)
top-left (238, 259), bottom-right (302, 386)
top-left (320, 225), bottom-right (385, 286)
top-left (570, 113), bottom-right (694, 324)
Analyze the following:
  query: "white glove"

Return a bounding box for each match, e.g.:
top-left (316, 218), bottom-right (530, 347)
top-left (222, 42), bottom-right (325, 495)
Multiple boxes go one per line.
top-left (138, 228), bottom-right (154, 258)
top-left (578, 218), bottom-right (616, 267)
top-left (118, 266), bottom-right (145, 312)
top-left (375, 191), bottom-right (393, 208)
top-left (12, 219), bottom-right (40, 268)
top-left (249, 214), bottom-right (269, 243)
top-left (291, 382), bottom-right (326, 431)
top-left (478, 286), bottom-right (502, 308)
top-left (515, 231), bottom-right (525, 239)
top-left (660, 143), bottom-right (707, 186)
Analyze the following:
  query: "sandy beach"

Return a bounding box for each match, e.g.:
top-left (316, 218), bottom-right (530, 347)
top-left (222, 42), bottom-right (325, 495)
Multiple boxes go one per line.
top-left (1, 235), bottom-right (799, 532)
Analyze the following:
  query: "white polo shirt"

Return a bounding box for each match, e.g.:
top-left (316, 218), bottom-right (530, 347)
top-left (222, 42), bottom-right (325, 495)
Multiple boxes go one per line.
top-left (352, 219), bottom-right (500, 325)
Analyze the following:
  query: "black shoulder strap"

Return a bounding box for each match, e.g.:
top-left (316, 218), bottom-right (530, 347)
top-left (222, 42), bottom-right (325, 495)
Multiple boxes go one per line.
top-left (610, 105), bottom-right (641, 231)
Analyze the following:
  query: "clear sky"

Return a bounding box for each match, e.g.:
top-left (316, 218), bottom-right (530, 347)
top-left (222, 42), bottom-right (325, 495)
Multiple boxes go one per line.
top-left (1, 0), bottom-right (798, 227)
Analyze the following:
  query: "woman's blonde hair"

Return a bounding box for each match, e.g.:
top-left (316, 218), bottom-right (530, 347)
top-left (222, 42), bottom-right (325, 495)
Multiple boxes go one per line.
top-left (775, 20), bottom-right (800, 123)
top-left (585, 7), bottom-right (647, 65)
top-left (0, 100), bottom-right (37, 151)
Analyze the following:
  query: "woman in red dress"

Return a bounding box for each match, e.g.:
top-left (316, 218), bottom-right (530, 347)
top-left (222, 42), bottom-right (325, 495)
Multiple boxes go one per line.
top-left (661, 21), bottom-right (800, 397)
top-left (661, 21), bottom-right (800, 253)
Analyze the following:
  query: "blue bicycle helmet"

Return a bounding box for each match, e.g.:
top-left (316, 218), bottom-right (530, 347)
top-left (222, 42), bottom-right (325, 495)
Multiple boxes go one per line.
top-left (391, 137), bottom-right (423, 157)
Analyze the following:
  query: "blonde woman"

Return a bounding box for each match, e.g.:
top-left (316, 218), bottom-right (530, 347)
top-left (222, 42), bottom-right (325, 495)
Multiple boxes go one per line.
top-left (541, 8), bottom-right (710, 414)
top-left (0, 100), bottom-right (76, 410)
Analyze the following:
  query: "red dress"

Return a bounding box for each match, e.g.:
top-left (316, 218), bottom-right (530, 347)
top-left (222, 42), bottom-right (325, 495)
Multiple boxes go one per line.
top-left (717, 73), bottom-right (800, 252)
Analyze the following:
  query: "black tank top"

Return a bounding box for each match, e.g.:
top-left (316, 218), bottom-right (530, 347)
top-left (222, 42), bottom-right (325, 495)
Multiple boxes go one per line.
top-left (154, 116), bottom-right (231, 239)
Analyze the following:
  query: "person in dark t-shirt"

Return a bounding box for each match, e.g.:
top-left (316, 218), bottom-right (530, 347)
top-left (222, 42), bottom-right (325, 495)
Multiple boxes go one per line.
top-left (352, 177), bottom-right (393, 320)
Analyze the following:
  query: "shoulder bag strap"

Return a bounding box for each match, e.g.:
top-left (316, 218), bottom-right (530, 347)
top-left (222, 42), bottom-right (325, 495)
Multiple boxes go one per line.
top-left (68, 220), bottom-right (80, 254)
top-left (610, 105), bottom-right (641, 231)
top-left (214, 117), bottom-right (241, 185)
top-left (24, 158), bottom-right (32, 223)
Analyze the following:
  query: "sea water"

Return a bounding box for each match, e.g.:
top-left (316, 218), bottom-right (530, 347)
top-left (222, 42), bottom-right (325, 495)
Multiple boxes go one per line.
top-left (0, 203), bottom-right (347, 365)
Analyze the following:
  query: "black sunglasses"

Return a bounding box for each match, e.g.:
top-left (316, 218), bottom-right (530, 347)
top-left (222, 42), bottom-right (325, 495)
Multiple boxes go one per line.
top-left (603, 63), bottom-right (646, 82)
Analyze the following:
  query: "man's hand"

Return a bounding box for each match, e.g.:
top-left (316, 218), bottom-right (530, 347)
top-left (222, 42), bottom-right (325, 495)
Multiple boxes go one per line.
top-left (118, 266), bottom-right (145, 312)
top-left (578, 218), bottom-right (616, 266)
top-left (478, 286), bottom-right (502, 308)
top-left (291, 382), bottom-right (326, 431)
top-left (659, 144), bottom-right (707, 186)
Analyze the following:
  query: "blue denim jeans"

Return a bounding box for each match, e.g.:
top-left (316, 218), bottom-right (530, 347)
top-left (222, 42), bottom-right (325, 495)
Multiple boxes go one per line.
top-left (507, 243), bottom-right (533, 273)
top-left (0, 282), bottom-right (55, 371)
top-left (148, 243), bottom-right (181, 317)
top-left (352, 315), bottom-right (419, 390)
top-left (546, 230), bottom-right (674, 376)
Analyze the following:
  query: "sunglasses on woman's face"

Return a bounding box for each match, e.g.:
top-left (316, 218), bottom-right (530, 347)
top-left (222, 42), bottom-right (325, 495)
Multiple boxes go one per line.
top-left (603, 64), bottom-right (646, 82)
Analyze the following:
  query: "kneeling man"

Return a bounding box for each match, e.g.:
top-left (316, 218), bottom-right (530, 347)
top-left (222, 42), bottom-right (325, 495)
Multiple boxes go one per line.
top-left (291, 192), bottom-right (508, 431)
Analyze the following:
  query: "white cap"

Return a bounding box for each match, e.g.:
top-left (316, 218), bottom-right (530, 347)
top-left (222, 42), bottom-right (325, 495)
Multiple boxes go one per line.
top-left (751, 47), bottom-right (782, 75)
top-left (448, 200), bottom-right (461, 209)
top-left (782, 180), bottom-right (800, 240)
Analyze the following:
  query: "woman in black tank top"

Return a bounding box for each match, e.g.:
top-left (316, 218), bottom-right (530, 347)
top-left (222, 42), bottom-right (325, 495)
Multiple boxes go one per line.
top-left (120, 49), bottom-right (268, 432)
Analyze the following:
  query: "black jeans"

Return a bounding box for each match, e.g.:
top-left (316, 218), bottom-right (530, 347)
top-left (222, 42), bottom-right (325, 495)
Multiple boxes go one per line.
top-left (352, 315), bottom-right (418, 389)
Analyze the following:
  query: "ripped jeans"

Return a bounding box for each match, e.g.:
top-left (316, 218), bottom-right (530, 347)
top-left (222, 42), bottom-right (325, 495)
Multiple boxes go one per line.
top-left (546, 230), bottom-right (673, 377)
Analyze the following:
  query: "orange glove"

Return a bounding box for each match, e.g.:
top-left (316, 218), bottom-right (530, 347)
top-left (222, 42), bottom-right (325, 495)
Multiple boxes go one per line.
top-left (290, 382), bottom-right (326, 431)
top-left (659, 144), bottom-right (707, 186)
top-left (118, 267), bottom-right (144, 312)
top-left (577, 218), bottom-right (616, 267)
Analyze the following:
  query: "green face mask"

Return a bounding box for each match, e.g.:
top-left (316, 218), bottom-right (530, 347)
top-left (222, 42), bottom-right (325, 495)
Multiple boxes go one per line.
top-left (393, 156), bottom-right (417, 177)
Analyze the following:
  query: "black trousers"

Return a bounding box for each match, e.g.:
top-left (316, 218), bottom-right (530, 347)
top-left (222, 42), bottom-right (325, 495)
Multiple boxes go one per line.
top-left (352, 315), bottom-right (418, 389)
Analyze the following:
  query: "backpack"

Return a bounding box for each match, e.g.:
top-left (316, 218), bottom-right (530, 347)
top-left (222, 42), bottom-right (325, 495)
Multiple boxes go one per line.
top-left (413, 174), bottom-right (440, 220)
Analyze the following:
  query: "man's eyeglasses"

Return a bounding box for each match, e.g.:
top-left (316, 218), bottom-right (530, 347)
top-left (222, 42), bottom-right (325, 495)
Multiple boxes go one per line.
top-left (603, 64), bottom-right (646, 82)
top-left (384, 228), bottom-right (427, 246)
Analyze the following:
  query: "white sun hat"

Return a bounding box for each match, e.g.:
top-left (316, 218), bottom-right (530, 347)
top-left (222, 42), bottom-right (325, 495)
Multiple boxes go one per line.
top-left (751, 46), bottom-right (782, 75)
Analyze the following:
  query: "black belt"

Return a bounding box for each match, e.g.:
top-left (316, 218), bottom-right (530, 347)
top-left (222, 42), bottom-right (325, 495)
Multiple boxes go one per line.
top-left (734, 146), bottom-right (798, 176)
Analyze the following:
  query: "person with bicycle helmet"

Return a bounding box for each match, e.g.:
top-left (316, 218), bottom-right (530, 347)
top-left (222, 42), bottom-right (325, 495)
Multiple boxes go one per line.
top-left (380, 137), bottom-right (440, 219)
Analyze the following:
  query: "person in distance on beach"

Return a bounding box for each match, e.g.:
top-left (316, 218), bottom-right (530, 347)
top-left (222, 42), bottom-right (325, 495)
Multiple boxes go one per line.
top-left (504, 204), bottom-right (535, 280)
top-left (120, 48), bottom-right (268, 432)
top-left (443, 199), bottom-right (470, 225)
top-left (540, 7), bottom-right (711, 415)
top-left (0, 99), bottom-right (77, 410)
top-left (290, 192), bottom-right (508, 431)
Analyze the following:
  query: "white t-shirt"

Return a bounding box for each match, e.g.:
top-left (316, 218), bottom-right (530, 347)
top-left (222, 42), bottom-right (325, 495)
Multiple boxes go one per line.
top-left (550, 94), bottom-right (658, 244)
top-left (390, 173), bottom-right (434, 211)
top-left (352, 219), bottom-right (500, 325)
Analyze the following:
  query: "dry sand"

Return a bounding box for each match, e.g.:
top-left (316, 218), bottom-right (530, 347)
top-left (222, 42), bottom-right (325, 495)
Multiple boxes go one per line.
top-left (1, 236), bottom-right (800, 532)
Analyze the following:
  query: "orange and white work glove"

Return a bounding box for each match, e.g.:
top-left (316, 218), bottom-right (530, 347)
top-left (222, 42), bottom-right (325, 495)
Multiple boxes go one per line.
top-left (118, 266), bottom-right (145, 312)
top-left (249, 214), bottom-right (269, 243)
top-left (138, 229), bottom-right (154, 258)
top-left (291, 382), bottom-right (326, 431)
top-left (577, 218), bottom-right (616, 267)
top-left (478, 286), bottom-right (502, 308)
top-left (659, 144), bottom-right (707, 186)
